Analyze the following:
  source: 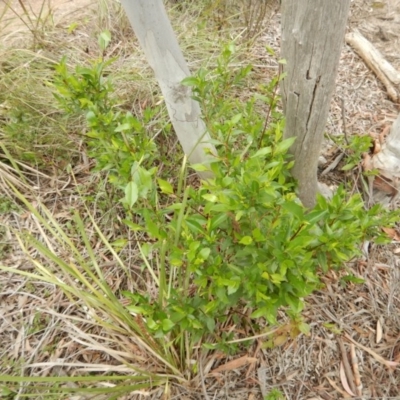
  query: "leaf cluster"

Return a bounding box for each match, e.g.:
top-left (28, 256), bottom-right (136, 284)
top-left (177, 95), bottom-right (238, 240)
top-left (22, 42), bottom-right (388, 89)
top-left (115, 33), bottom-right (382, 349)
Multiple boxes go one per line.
top-left (51, 42), bottom-right (397, 349)
top-left (52, 57), bottom-right (158, 192)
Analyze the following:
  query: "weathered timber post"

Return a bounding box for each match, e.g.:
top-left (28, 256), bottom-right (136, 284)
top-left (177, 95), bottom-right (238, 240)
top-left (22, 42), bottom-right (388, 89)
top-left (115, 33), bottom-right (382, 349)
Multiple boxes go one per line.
top-left (280, 0), bottom-right (351, 207)
top-left (120, 0), bottom-right (216, 178)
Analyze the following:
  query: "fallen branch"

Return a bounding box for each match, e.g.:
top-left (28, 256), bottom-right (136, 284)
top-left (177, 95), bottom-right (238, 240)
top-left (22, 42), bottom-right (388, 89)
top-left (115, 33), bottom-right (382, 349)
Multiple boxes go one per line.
top-left (345, 30), bottom-right (400, 102)
top-left (344, 333), bottom-right (399, 369)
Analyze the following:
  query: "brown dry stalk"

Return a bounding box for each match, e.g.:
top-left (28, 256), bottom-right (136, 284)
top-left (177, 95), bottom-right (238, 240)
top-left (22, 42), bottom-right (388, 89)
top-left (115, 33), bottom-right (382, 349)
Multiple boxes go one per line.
top-left (210, 355), bottom-right (258, 374)
top-left (325, 376), bottom-right (352, 398)
top-left (344, 333), bottom-right (399, 369)
top-left (350, 343), bottom-right (362, 396)
top-left (337, 337), bottom-right (357, 395)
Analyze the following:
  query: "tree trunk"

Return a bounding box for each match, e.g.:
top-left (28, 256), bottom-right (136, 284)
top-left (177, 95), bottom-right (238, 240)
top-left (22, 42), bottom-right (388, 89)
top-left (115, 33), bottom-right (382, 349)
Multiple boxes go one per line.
top-left (120, 0), bottom-right (215, 178)
top-left (280, 0), bottom-right (351, 207)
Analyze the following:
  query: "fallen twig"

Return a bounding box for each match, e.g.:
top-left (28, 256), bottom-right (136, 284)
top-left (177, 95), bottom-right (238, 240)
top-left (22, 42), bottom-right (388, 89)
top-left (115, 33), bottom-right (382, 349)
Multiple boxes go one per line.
top-left (345, 30), bottom-right (399, 102)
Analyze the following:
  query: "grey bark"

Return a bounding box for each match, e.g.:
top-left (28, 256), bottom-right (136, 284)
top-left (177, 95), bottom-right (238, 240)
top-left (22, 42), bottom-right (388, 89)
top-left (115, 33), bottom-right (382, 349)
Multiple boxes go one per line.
top-left (120, 0), bottom-right (215, 178)
top-left (280, 0), bottom-right (351, 207)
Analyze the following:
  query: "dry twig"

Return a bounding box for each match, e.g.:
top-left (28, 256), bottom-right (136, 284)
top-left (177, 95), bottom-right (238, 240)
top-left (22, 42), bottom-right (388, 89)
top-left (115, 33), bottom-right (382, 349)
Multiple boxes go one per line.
top-left (337, 337), bottom-right (357, 395)
top-left (350, 343), bottom-right (362, 396)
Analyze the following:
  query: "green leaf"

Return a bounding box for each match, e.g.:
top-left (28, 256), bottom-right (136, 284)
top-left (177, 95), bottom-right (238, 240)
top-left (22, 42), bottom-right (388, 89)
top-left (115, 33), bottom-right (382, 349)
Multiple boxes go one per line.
top-left (122, 219), bottom-right (143, 231)
top-left (67, 22), bottom-right (78, 34)
top-left (261, 271), bottom-right (269, 280)
top-left (146, 318), bottom-right (158, 330)
top-left (205, 316), bottom-right (215, 332)
top-left (323, 322), bottom-right (342, 334)
top-left (271, 273), bottom-right (285, 285)
top-left (274, 137), bottom-right (296, 155)
top-left (227, 264), bottom-right (243, 274)
top-left (127, 305), bottom-right (147, 314)
top-left (265, 46), bottom-right (275, 56)
top-left (230, 113), bottom-right (242, 124)
top-left (340, 274), bottom-right (365, 285)
top-left (208, 203), bottom-right (229, 212)
top-left (251, 306), bottom-right (268, 319)
top-left (124, 182), bottom-right (138, 208)
top-left (157, 178), bottom-right (174, 195)
top-left (239, 236), bottom-right (253, 245)
top-left (141, 242), bottom-right (153, 257)
top-left (288, 275), bottom-right (313, 296)
top-left (86, 110), bottom-right (96, 122)
top-left (227, 282), bottom-right (239, 295)
top-left (143, 210), bottom-right (162, 239)
top-left (162, 319), bottom-right (175, 332)
top-left (285, 294), bottom-right (304, 314)
top-left (111, 238), bottom-right (127, 249)
top-left (305, 209), bottom-right (328, 225)
top-left (170, 256), bottom-right (183, 267)
top-left (235, 211), bottom-right (244, 221)
top-left (209, 213), bottom-right (228, 231)
top-left (114, 123), bottom-right (131, 132)
top-left (199, 247), bottom-right (211, 260)
top-left (251, 146), bottom-right (272, 158)
top-left (341, 163), bottom-right (356, 171)
top-left (252, 228), bottom-right (265, 242)
top-left (166, 203), bottom-right (183, 211)
top-left (131, 164), bottom-right (153, 199)
top-left (288, 235), bottom-right (313, 250)
top-left (316, 252), bottom-right (328, 272)
top-left (298, 322), bottom-right (310, 335)
top-left (181, 76), bottom-right (199, 86)
top-left (282, 201), bottom-right (304, 220)
top-left (203, 194), bottom-right (218, 202)
top-left (185, 218), bottom-right (205, 235)
top-left (217, 277), bottom-right (237, 287)
top-left (191, 163), bottom-right (210, 172)
top-left (170, 310), bottom-right (186, 323)
top-left (98, 30), bottom-right (111, 51)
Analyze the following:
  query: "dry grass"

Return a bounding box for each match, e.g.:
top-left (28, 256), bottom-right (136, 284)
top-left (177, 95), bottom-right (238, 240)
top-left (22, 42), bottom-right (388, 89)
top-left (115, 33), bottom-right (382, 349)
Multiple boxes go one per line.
top-left (0, 0), bottom-right (399, 399)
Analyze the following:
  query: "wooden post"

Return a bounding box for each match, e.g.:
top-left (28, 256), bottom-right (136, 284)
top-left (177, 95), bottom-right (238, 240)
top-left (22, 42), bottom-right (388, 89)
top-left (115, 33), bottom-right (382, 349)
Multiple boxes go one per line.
top-left (280, 0), bottom-right (351, 207)
top-left (120, 0), bottom-right (216, 178)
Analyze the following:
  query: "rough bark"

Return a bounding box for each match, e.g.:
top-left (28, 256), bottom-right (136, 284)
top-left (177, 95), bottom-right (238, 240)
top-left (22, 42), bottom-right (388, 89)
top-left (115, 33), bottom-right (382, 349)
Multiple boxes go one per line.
top-left (280, 0), bottom-right (351, 207)
top-left (120, 0), bottom-right (216, 178)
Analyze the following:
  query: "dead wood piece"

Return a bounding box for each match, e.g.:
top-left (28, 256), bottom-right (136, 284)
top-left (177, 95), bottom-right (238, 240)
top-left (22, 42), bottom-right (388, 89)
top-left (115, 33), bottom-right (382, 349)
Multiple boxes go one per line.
top-left (369, 113), bottom-right (400, 203)
top-left (337, 338), bottom-right (357, 395)
top-left (345, 30), bottom-right (400, 102)
top-left (320, 153), bottom-right (344, 176)
top-left (350, 344), bottom-right (362, 396)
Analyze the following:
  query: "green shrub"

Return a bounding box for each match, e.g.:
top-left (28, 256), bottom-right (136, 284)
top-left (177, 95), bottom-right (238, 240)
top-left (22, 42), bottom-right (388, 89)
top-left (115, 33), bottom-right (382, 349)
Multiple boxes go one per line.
top-left (52, 40), bottom-right (396, 348)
